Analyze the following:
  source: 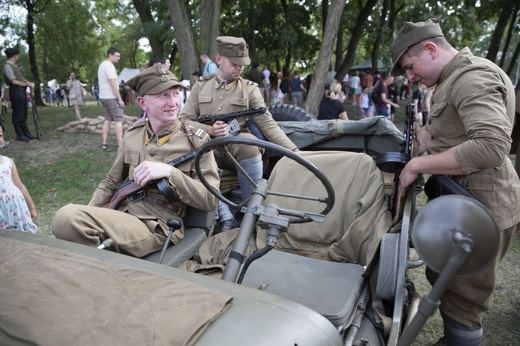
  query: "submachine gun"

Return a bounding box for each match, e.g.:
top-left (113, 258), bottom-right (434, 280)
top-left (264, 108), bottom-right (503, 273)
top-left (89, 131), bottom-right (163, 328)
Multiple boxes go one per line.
top-left (103, 149), bottom-right (198, 210)
top-left (375, 104), bottom-right (418, 225)
top-left (197, 107), bottom-right (266, 137)
top-left (104, 108), bottom-right (267, 210)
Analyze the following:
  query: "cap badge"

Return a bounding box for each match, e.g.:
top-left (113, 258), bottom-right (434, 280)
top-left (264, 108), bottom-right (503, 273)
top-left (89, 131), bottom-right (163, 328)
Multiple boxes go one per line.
top-left (156, 65), bottom-right (169, 82)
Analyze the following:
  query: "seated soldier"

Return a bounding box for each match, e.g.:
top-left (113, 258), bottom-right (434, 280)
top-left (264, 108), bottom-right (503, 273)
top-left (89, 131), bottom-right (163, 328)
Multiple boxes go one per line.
top-left (52, 65), bottom-right (219, 258)
top-left (178, 36), bottom-right (299, 232)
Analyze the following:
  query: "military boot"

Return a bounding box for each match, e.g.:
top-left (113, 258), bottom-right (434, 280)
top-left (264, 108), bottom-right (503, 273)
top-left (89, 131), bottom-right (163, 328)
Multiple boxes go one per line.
top-left (14, 124), bottom-right (31, 142)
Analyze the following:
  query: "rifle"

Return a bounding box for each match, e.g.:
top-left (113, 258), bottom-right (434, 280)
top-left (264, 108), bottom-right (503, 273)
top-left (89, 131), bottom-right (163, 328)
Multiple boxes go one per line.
top-left (29, 87), bottom-right (43, 140)
top-left (390, 103), bottom-right (418, 225)
top-left (197, 107), bottom-right (266, 124)
top-left (103, 149), bottom-right (198, 210)
top-left (198, 107), bottom-right (267, 138)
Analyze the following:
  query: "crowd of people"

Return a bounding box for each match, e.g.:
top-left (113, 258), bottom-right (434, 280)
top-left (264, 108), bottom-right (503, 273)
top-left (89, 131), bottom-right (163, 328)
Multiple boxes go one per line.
top-left (2, 18), bottom-right (520, 346)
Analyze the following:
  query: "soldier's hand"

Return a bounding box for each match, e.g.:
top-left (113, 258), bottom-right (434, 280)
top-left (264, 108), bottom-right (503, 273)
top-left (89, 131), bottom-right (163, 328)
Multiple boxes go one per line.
top-left (133, 161), bottom-right (172, 186)
top-left (208, 120), bottom-right (230, 138)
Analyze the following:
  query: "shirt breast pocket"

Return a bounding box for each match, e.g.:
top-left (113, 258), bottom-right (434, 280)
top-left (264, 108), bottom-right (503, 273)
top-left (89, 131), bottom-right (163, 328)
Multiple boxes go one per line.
top-left (124, 152), bottom-right (140, 166)
top-left (427, 101), bottom-right (458, 138)
top-left (198, 95), bottom-right (213, 115)
top-left (428, 100), bottom-right (446, 119)
top-left (230, 98), bottom-right (248, 108)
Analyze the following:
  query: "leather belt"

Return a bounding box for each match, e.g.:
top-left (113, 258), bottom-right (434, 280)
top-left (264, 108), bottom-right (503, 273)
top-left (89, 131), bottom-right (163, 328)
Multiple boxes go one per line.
top-left (141, 194), bottom-right (185, 216)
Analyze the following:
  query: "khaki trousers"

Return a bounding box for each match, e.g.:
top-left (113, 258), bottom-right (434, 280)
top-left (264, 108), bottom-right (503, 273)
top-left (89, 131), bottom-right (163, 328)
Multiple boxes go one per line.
top-left (426, 223), bottom-right (519, 326)
top-left (52, 204), bottom-right (167, 258)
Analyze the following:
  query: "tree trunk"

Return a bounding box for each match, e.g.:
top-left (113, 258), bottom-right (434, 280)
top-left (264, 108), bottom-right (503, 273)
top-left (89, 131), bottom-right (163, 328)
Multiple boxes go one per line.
top-left (25, 0), bottom-right (44, 106)
top-left (486, 4), bottom-right (510, 62)
top-left (165, 0), bottom-right (198, 81)
top-left (505, 41), bottom-right (520, 77)
top-left (133, 0), bottom-right (164, 59)
top-left (200, 0), bottom-right (221, 60)
top-left (305, 0), bottom-right (347, 116)
top-left (280, 0), bottom-right (292, 71)
top-left (335, 0), bottom-right (378, 83)
top-left (499, 3), bottom-right (518, 68)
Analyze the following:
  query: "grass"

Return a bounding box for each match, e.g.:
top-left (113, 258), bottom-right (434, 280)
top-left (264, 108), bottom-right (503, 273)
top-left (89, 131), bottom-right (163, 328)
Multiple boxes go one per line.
top-left (2, 99), bottom-right (519, 345)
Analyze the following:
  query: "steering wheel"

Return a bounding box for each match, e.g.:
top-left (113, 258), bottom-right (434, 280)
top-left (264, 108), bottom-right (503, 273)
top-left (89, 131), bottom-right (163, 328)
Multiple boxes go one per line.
top-left (194, 136), bottom-right (335, 223)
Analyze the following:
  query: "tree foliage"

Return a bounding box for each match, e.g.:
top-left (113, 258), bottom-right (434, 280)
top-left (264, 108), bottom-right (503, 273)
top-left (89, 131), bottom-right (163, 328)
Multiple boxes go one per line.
top-left (1, 0), bottom-right (518, 110)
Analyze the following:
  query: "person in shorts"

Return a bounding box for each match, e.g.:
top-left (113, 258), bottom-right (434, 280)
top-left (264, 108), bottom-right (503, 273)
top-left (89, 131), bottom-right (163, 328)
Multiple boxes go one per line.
top-left (98, 47), bottom-right (125, 149)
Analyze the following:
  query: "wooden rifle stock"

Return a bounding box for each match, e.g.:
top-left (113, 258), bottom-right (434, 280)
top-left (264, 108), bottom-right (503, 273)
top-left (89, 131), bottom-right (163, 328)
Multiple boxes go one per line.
top-left (103, 149), bottom-right (198, 210)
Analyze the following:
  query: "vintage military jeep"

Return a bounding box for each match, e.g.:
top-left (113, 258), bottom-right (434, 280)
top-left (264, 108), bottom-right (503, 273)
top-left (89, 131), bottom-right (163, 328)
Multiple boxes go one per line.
top-left (0, 108), bottom-right (499, 346)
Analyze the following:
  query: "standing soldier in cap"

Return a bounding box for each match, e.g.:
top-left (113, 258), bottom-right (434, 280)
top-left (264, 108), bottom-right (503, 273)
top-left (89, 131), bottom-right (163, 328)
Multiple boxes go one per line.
top-left (178, 36), bottom-right (299, 232)
top-left (52, 65), bottom-right (219, 258)
top-left (390, 18), bottom-right (519, 346)
top-left (2, 47), bottom-right (38, 141)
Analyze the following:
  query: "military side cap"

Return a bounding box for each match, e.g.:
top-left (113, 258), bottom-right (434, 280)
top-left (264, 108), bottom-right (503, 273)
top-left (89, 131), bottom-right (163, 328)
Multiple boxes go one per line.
top-left (216, 36), bottom-right (251, 66)
top-left (389, 18), bottom-right (444, 76)
top-left (126, 65), bottom-right (183, 96)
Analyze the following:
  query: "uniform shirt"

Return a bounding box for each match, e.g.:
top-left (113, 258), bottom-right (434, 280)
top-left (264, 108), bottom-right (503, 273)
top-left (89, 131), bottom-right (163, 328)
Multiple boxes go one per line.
top-left (98, 60), bottom-right (118, 99)
top-left (426, 47), bottom-right (519, 230)
top-left (88, 119), bottom-right (219, 243)
top-left (178, 76), bottom-right (298, 151)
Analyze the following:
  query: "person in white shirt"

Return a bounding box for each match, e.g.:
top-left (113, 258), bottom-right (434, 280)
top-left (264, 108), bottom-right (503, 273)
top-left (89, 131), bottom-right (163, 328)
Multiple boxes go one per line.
top-left (348, 71), bottom-right (360, 104)
top-left (98, 47), bottom-right (124, 149)
top-left (262, 66), bottom-right (271, 102)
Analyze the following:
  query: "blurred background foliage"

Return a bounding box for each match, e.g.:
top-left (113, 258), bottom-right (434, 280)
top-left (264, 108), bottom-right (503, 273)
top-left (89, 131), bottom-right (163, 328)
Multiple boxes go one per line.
top-left (1, 0), bottom-right (519, 113)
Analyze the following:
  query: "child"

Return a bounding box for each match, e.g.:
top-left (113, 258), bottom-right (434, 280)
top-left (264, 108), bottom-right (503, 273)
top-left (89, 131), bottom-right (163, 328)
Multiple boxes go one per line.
top-left (357, 87), bottom-right (373, 118)
top-left (0, 125), bottom-right (38, 233)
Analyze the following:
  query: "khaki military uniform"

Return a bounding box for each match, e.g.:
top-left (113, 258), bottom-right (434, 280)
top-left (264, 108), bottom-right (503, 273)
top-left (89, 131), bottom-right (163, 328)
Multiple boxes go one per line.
top-left (425, 47), bottom-right (520, 326)
top-left (178, 76), bottom-right (298, 171)
top-left (52, 119), bottom-right (219, 258)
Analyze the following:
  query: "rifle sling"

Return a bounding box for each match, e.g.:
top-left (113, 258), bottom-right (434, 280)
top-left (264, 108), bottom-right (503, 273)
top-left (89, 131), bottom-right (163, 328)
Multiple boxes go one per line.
top-left (155, 124), bottom-right (198, 203)
top-left (137, 194), bottom-right (185, 217)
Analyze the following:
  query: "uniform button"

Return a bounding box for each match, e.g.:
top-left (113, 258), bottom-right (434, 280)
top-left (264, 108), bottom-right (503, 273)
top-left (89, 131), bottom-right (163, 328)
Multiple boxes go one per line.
top-left (218, 107), bottom-right (222, 111)
top-left (219, 96), bottom-right (224, 100)
top-left (431, 136), bottom-right (435, 140)
top-left (428, 119), bottom-right (432, 125)
top-left (149, 150), bottom-right (156, 157)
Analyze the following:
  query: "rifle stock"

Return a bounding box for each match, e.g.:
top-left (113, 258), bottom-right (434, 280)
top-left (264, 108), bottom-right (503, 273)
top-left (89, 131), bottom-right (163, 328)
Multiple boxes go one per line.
top-left (103, 149), bottom-right (198, 210)
top-left (102, 180), bottom-right (147, 209)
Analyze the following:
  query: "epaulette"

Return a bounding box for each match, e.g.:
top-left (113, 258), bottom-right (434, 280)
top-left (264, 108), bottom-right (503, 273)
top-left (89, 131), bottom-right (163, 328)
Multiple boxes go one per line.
top-left (192, 127), bottom-right (207, 139)
top-left (182, 123), bottom-right (207, 140)
top-left (128, 117), bottom-right (147, 131)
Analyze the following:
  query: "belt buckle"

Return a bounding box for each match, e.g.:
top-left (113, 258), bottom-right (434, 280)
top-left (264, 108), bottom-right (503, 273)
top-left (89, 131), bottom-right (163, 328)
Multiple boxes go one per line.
top-left (127, 190), bottom-right (146, 202)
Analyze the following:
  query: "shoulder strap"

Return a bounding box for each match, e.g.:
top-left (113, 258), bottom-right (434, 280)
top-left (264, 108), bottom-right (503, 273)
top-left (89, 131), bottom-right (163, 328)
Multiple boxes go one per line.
top-left (240, 78), bottom-right (250, 108)
top-left (181, 122), bottom-right (198, 151)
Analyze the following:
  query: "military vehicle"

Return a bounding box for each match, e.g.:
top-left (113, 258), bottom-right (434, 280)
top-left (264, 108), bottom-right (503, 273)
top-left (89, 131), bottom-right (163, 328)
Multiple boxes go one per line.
top-left (0, 106), bottom-right (499, 346)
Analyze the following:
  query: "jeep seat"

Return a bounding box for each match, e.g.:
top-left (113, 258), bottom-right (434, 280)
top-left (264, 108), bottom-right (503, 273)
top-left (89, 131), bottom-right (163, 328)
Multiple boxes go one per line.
top-left (141, 206), bottom-right (216, 267)
top-left (241, 151), bottom-right (393, 329)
